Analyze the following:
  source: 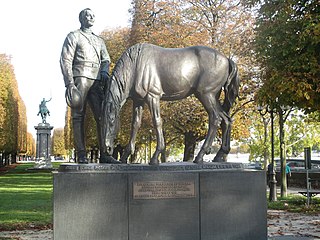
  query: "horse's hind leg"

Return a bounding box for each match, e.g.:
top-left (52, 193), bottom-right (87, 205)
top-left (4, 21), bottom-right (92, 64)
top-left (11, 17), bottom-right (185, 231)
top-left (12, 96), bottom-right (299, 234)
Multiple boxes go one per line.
top-left (194, 93), bottom-right (220, 164)
top-left (213, 111), bottom-right (232, 162)
top-left (120, 101), bottom-right (144, 163)
top-left (146, 94), bottom-right (165, 165)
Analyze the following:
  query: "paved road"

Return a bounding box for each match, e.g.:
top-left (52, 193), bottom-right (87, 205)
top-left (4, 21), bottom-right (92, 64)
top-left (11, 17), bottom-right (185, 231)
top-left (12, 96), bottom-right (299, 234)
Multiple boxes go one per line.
top-left (268, 209), bottom-right (320, 239)
top-left (267, 187), bottom-right (320, 239)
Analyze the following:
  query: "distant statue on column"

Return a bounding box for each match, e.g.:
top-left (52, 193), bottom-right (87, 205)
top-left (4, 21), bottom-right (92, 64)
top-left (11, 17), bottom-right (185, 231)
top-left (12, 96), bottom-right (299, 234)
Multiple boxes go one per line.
top-left (37, 97), bottom-right (51, 123)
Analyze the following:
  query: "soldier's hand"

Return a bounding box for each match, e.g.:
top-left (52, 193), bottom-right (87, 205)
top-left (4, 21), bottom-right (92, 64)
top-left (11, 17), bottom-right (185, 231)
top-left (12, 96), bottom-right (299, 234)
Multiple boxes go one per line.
top-left (66, 83), bottom-right (75, 102)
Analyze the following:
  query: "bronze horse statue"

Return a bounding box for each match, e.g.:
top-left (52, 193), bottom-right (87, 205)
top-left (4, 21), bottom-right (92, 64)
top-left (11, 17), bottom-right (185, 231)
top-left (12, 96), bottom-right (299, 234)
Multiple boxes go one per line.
top-left (102, 43), bottom-right (239, 165)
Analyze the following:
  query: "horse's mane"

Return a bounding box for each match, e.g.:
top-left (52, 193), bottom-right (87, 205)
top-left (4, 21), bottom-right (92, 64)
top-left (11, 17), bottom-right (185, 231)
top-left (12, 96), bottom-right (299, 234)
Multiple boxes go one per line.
top-left (107, 43), bottom-right (143, 110)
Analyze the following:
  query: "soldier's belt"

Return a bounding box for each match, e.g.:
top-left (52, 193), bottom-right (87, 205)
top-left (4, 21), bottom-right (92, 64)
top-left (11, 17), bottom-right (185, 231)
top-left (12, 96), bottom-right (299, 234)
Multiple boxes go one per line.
top-left (74, 62), bottom-right (100, 68)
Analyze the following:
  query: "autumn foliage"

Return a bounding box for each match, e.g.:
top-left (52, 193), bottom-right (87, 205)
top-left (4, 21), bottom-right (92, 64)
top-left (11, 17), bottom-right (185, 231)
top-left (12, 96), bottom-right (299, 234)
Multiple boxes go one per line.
top-left (61, 0), bottom-right (318, 163)
top-left (0, 54), bottom-right (34, 165)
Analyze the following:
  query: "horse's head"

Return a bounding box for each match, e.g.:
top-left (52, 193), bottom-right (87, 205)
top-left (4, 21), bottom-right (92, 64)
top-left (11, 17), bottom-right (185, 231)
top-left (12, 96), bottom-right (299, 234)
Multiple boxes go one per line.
top-left (101, 98), bottom-right (120, 155)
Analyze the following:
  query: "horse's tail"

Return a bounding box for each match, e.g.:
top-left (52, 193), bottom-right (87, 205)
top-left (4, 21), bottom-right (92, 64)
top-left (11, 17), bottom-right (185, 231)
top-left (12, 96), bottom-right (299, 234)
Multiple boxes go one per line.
top-left (223, 59), bottom-right (240, 111)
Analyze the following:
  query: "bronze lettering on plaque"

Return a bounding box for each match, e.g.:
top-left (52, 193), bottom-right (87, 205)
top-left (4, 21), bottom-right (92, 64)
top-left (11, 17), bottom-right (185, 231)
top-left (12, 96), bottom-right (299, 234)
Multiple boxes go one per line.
top-left (133, 181), bottom-right (195, 200)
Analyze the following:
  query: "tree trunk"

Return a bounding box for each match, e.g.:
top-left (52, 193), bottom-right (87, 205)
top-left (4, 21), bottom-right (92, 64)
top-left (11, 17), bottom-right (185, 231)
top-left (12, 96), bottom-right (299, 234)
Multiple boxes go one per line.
top-left (11, 153), bottom-right (17, 164)
top-left (4, 153), bottom-right (10, 166)
top-left (183, 132), bottom-right (196, 162)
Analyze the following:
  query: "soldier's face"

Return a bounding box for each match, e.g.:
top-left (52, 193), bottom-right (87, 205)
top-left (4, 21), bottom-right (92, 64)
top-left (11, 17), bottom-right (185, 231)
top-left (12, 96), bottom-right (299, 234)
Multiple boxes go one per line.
top-left (82, 10), bottom-right (95, 28)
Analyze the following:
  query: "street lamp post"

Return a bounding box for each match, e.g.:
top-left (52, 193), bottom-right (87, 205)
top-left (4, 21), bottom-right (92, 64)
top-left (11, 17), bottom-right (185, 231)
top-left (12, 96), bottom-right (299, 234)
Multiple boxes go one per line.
top-left (269, 109), bottom-right (277, 201)
top-left (258, 105), bottom-right (277, 201)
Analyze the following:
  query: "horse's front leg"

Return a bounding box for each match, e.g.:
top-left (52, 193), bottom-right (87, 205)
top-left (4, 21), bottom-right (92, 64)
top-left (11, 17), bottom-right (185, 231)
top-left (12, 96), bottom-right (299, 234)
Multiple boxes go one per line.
top-left (120, 102), bottom-right (144, 163)
top-left (146, 95), bottom-right (165, 165)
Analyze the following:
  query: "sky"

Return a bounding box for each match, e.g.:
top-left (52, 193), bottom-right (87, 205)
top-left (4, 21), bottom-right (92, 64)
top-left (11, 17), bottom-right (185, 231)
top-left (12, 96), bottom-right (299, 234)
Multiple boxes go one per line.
top-left (0, 0), bottom-right (131, 138)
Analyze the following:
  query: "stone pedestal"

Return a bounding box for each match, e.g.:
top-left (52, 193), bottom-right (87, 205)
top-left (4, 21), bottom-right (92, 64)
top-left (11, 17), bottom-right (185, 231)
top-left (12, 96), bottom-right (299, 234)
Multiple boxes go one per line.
top-left (34, 123), bottom-right (53, 169)
top-left (34, 123), bottom-right (53, 160)
top-left (54, 163), bottom-right (267, 240)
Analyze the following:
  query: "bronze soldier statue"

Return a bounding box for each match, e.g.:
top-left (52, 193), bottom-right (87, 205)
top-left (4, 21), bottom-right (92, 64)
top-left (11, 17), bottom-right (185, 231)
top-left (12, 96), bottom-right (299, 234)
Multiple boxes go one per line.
top-left (60, 8), bottom-right (118, 164)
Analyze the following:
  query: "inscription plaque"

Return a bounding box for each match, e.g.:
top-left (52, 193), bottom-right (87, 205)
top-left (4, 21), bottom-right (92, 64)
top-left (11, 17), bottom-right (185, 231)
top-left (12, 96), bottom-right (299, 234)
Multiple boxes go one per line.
top-left (133, 181), bottom-right (195, 200)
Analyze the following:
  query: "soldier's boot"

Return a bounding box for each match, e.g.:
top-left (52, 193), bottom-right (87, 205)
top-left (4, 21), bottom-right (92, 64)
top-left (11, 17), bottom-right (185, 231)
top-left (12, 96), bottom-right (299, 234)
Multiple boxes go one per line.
top-left (73, 118), bottom-right (88, 164)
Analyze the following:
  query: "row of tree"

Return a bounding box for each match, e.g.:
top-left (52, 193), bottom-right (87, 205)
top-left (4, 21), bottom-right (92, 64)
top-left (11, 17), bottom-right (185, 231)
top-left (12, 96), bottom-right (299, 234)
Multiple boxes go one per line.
top-left (0, 54), bottom-right (35, 166)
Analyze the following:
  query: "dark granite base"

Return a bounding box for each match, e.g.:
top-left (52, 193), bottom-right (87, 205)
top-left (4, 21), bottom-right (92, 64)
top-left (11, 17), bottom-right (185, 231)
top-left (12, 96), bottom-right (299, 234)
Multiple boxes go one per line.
top-left (53, 163), bottom-right (267, 240)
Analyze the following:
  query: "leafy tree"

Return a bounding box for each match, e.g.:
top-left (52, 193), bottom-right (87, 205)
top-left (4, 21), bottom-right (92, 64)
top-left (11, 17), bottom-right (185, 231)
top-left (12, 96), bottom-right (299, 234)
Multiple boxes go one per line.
top-left (16, 99), bottom-right (27, 160)
top-left (52, 128), bottom-right (67, 157)
top-left (101, 28), bottom-right (131, 69)
top-left (130, 0), bottom-right (209, 47)
top-left (246, 0), bottom-right (319, 197)
top-left (0, 54), bottom-right (28, 165)
top-left (64, 106), bottom-right (73, 159)
top-left (26, 132), bottom-right (35, 158)
top-left (0, 54), bottom-right (17, 155)
top-left (252, 0), bottom-right (320, 112)
top-left (286, 111), bottom-right (320, 156)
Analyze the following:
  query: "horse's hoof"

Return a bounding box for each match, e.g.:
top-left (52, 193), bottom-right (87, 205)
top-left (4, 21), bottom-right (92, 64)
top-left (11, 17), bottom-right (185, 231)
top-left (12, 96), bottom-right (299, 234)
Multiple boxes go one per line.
top-left (212, 158), bottom-right (224, 162)
top-left (78, 158), bottom-right (89, 164)
top-left (149, 159), bottom-right (159, 165)
top-left (193, 160), bottom-right (203, 164)
top-left (100, 156), bottom-right (121, 164)
top-left (193, 156), bottom-right (203, 164)
top-left (212, 155), bottom-right (225, 162)
top-left (120, 157), bottom-right (128, 164)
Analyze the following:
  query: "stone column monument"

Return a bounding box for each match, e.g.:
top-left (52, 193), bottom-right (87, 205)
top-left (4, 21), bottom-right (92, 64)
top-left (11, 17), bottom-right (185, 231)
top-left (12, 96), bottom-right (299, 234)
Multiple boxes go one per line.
top-left (34, 98), bottom-right (53, 169)
top-left (35, 123), bottom-right (53, 160)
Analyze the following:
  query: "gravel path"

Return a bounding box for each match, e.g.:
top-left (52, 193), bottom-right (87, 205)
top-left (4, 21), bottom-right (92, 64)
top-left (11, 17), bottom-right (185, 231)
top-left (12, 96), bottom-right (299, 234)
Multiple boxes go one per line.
top-left (0, 229), bottom-right (52, 239)
top-left (0, 210), bottom-right (319, 239)
top-left (268, 210), bottom-right (320, 239)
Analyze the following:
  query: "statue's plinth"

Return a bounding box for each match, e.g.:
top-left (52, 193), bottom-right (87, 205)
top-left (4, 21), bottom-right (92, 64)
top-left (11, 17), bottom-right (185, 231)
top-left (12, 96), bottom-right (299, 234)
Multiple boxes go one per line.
top-left (34, 123), bottom-right (53, 168)
top-left (53, 162), bottom-right (267, 240)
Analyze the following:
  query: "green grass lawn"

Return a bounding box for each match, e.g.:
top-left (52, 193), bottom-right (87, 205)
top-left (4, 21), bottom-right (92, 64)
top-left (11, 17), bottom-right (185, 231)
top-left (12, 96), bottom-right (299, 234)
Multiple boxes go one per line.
top-left (0, 162), bottom-right (61, 230)
top-left (268, 194), bottom-right (320, 213)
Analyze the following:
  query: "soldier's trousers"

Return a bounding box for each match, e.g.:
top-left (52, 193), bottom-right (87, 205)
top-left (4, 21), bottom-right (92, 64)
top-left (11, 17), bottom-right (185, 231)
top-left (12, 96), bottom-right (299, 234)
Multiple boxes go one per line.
top-left (71, 77), bottom-right (104, 161)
